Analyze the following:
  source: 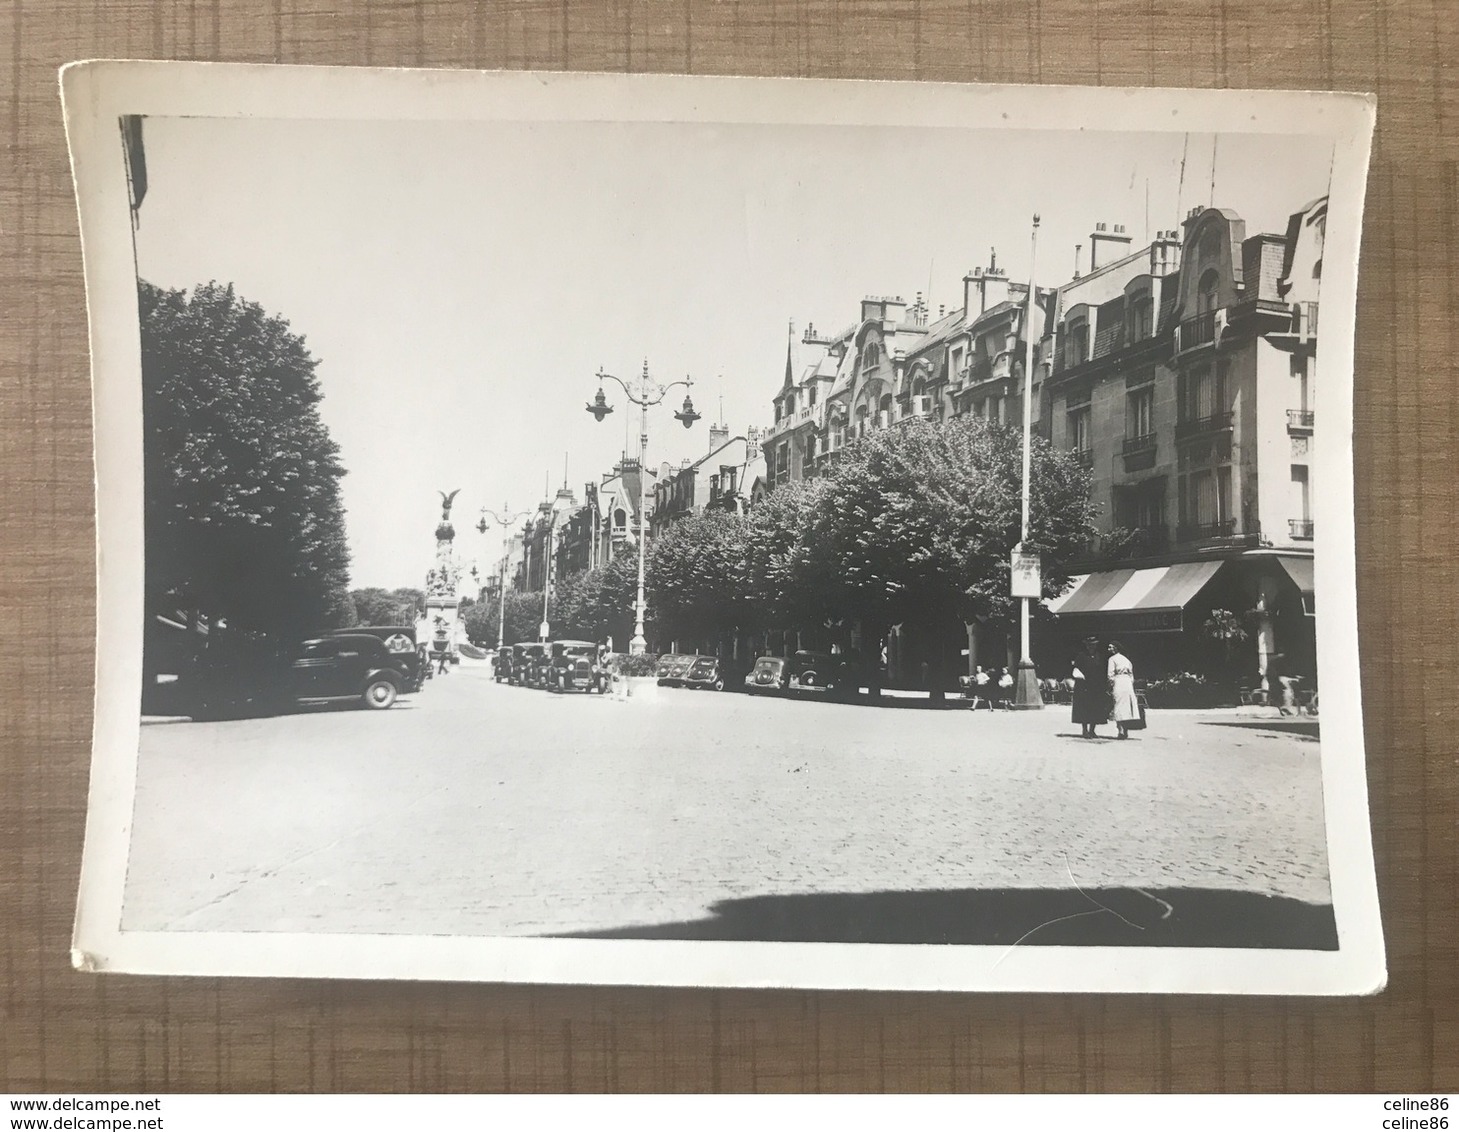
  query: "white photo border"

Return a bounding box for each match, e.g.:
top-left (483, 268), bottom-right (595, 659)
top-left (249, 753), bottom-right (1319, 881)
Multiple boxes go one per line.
top-left (63, 61), bottom-right (1382, 994)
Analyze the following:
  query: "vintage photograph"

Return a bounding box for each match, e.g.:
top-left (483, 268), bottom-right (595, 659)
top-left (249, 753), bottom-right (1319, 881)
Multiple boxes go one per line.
top-left (66, 65), bottom-right (1380, 992)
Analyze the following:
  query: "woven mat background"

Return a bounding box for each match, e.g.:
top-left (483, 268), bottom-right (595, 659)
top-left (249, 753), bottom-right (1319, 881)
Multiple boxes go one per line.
top-left (2, 0), bottom-right (1453, 1093)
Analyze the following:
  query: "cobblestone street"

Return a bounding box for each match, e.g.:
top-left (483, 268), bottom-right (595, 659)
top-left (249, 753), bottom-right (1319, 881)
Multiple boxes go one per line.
top-left (123, 661), bottom-right (1333, 947)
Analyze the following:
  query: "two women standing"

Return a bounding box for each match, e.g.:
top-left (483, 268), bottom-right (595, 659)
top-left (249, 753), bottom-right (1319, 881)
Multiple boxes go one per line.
top-left (1070, 637), bottom-right (1142, 739)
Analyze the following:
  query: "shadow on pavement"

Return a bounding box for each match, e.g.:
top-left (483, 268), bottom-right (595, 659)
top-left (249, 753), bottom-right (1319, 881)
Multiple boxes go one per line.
top-left (1200, 719), bottom-right (1320, 740)
top-left (558, 885), bottom-right (1337, 949)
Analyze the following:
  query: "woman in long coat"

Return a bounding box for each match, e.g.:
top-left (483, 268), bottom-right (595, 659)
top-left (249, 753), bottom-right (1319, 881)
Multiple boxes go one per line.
top-left (1070, 637), bottom-right (1109, 738)
top-left (1107, 640), bottom-right (1141, 739)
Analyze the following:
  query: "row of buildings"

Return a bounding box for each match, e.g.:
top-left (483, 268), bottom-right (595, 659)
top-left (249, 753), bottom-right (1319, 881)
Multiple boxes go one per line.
top-left (486, 422), bottom-right (771, 611)
top-left (495, 197), bottom-right (1324, 690)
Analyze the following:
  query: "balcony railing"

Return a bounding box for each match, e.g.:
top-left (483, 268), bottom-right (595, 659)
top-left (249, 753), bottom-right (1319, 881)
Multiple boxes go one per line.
top-left (1177, 519), bottom-right (1237, 542)
top-left (1289, 519), bottom-right (1314, 540)
top-left (1287, 409), bottom-right (1315, 433)
top-left (1074, 448), bottom-right (1094, 469)
top-left (1121, 433), bottom-right (1157, 455)
top-left (1178, 310), bottom-right (1217, 352)
top-left (1175, 410), bottom-right (1234, 440)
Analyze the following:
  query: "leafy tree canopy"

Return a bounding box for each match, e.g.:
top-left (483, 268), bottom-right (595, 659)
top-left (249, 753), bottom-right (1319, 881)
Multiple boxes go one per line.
top-left (141, 280), bottom-right (352, 641)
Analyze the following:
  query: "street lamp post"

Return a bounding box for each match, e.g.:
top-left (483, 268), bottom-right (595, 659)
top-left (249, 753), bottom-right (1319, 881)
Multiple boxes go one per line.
top-left (1013, 212), bottom-right (1045, 710)
top-left (477, 504), bottom-right (533, 653)
top-left (586, 359), bottom-right (700, 655)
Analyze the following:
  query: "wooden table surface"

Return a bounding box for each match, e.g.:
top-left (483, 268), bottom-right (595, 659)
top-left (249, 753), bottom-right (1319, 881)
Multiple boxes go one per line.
top-left (2, 0), bottom-right (1453, 1093)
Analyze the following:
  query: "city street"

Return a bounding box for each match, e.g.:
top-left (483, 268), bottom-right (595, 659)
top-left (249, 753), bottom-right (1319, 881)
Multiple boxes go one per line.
top-left (123, 662), bottom-right (1335, 949)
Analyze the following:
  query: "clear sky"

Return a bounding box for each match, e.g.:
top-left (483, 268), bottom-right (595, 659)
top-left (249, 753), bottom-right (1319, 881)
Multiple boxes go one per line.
top-left (135, 115), bottom-right (1334, 590)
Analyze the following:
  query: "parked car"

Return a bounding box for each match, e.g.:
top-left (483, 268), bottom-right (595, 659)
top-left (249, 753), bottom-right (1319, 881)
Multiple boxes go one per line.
top-left (328, 625), bottom-right (424, 692)
top-left (506, 642), bottom-right (534, 685)
top-left (547, 640), bottom-right (608, 694)
top-left (520, 642), bottom-right (551, 688)
top-left (291, 633), bottom-right (413, 710)
top-left (744, 655), bottom-right (790, 695)
top-left (664, 653), bottom-right (703, 687)
top-left (681, 655), bottom-right (728, 691)
top-left (655, 653), bottom-right (689, 685)
top-left (785, 651), bottom-right (857, 699)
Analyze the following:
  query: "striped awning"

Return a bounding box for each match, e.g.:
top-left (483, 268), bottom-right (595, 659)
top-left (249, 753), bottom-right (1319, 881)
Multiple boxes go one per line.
top-left (1047, 561), bottom-right (1225, 630)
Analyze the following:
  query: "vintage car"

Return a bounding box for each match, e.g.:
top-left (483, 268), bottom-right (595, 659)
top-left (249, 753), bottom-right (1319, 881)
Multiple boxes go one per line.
top-left (328, 625), bottom-right (424, 692)
top-left (506, 642), bottom-right (537, 686)
top-left (785, 650), bottom-right (858, 698)
top-left (547, 640), bottom-right (608, 694)
top-left (661, 653), bottom-right (701, 687)
top-left (744, 655), bottom-right (790, 695)
top-left (655, 653), bottom-right (688, 685)
top-left (290, 633), bottom-right (413, 710)
top-left (681, 655), bottom-right (728, 691)
top-left (519, 642), bottom-right (552, 689)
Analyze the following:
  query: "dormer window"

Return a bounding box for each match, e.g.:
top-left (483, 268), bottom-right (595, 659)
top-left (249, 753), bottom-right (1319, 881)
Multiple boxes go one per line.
top-left (1197, 269), bottom-right (1220, 314)
top-left (862, 341), bottom-right (881, 369)
top-left (1127, 293), bottom-right (1153, 342)
top-left (1066, 318), bottom-right (1089, 368)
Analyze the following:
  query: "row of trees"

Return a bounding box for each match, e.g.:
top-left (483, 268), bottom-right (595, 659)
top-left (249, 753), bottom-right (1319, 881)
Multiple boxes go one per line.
top-left (471, 415), bottom-right (1098, 665)
top-left (142, 281), bottom-right (355, 644)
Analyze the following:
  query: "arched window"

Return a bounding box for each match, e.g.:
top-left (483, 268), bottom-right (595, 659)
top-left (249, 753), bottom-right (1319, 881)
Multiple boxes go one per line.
top-left (1197, 269), bottom-right (1220, 314)
top-left (614, 508), bottom-right (627, 528)
top-left (862, 341), bottom-right (881, 369)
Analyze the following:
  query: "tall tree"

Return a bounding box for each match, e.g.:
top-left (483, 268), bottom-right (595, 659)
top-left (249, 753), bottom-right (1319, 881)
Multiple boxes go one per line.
top-left (743, 477), bottom-right (836, 634)
top-left (140, 280), bottom-right (352, 641)
top-left (648, 510), bottom-right (751, 649)
top-left (815, 415), bottom-right (1096, 633)
top-left (351, 586), bottom-right (423, 626)
top-left (472, 590), bottom-right (549, 646)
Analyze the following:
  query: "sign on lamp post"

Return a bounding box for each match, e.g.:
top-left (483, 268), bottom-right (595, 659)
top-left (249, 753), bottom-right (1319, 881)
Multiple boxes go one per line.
top-left (1011, 543), bottom-right (1042, 599)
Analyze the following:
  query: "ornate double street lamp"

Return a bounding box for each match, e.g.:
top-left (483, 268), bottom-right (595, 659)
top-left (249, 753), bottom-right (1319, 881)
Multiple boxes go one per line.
top-left (586, 359), bottom-right (701, 655)
top-left (476, 503), bottom-right (534, 653)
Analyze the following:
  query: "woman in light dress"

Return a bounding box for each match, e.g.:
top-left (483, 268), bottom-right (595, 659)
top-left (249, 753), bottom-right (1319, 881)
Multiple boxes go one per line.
top-left (1107, 640), bottom-right (1140, 740)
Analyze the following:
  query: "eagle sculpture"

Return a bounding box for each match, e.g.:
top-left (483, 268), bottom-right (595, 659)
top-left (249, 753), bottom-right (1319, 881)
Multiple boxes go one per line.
top-left (438, 489), bottom-right (460, 521)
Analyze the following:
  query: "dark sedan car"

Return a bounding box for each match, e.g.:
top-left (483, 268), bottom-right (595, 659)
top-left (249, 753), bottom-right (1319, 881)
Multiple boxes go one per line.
top-left (328, 625), bottom-right (424, 692)
top-left (682, 655), bottom-right (728, 691)
top-left (655, 653), bottom-right (689, 685)
top-left (520, 643), bottom-right (552, 689)
top-left (547, 640), bottom-right (608, 694)
top-left (785, 650), bottom-right (857, 698)
top-left (744, 655), bottom-right (790, 695)
top-left (291, 634), bottom-right (412, 710)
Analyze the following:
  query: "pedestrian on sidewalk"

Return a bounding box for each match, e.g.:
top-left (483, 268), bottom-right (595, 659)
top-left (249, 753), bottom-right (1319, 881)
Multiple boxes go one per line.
top-left (1107, 640), bottom-right (1140, 739)
top-left (970, 664), bottom-right (991, 710)
top-left (997, 667), bottom-right (1014, 707)
top-left (1071, 636), bottom-right (1108, 738)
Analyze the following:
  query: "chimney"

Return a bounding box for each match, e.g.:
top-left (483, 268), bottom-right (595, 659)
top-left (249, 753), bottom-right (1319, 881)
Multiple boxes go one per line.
top-left (1074, 242), bottom-right (1083, 280)
top-left (964, 248), bottom-right (1010, 315)
top-left (745, 425), bottom-right (763, 461)
top-left (1089, 222), bottom-right (1133, 270)
top-left (1149, 228), bottom-right (1182, 277)
top-left (709, 421), bottom-right (729, 449)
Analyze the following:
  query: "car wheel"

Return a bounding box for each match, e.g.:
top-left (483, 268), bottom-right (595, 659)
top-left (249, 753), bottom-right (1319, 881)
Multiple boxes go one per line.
top-left (362, 678), bottom-right (398, 710)
top-left (713, 678), bottom-right (724, 691)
